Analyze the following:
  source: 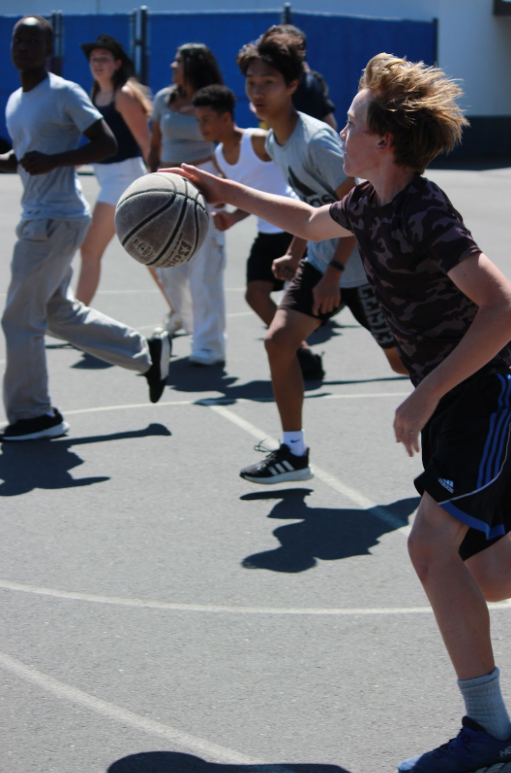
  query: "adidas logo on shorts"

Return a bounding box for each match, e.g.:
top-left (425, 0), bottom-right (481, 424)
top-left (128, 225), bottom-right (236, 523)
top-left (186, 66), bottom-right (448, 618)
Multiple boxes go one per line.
top-left (438, 478), bottom-right (454, 493)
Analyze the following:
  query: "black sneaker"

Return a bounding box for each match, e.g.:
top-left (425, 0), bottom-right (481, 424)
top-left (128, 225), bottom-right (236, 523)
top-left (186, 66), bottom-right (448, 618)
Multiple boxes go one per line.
top-left (240, 443), bottom-right (313, 484)
top-left (296, 348), bottom-right (325, 380)
top-left (145, 333), bottom-right (172, 403)
top-left (1, 408), bottom-right (69, 441)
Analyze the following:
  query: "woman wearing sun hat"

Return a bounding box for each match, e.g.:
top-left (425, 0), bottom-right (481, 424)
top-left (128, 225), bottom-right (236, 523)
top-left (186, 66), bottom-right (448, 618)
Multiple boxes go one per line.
top-left (76, 34), bottom-right (152, 305)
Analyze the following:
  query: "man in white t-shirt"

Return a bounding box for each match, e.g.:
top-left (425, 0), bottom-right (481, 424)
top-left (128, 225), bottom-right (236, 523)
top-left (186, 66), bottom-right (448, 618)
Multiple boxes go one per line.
top-left (0, 16), bottom-right (171, 441)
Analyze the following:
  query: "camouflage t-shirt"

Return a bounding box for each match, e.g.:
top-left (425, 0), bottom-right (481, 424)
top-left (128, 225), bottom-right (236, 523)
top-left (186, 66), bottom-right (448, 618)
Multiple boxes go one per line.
top-left (329, 175), bottom-right (511, 386)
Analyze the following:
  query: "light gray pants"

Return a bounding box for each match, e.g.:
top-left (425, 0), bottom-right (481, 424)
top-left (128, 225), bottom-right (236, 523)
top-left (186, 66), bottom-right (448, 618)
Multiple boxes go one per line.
top-left (2, 217), bottom-right (151, 423)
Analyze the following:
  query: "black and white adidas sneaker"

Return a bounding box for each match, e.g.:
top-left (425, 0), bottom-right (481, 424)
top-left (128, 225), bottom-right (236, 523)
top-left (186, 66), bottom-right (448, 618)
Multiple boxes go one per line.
top-left (240, 443), bottom-right (313, 484)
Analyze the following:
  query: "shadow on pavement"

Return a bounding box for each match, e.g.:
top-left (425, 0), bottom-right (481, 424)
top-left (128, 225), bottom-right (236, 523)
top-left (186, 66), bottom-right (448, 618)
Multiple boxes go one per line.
top-left (240, 489), bottom-right (419, 573)
top-left (0, 423), bottom-right (170, 496)
top-left (108, 751), bottom-right (351, 773)
top-left (166, 357), bottom-right (406, 404)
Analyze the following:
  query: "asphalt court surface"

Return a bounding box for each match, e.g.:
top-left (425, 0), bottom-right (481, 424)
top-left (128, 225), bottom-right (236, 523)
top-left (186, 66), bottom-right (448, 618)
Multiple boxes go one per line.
top-left (1, 166), bottom-right (511, 772)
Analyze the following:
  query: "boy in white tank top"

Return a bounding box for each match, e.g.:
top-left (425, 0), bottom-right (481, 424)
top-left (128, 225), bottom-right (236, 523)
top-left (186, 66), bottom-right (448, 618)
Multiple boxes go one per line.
top-left (192, 85), bottom-right (323, 380)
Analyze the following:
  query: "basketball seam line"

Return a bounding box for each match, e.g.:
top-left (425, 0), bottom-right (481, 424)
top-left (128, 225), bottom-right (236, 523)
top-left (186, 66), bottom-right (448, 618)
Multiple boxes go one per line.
top-left (149, 194), bottom-right (189, 266)
top-left (119, 196), bottom-right (177, 247)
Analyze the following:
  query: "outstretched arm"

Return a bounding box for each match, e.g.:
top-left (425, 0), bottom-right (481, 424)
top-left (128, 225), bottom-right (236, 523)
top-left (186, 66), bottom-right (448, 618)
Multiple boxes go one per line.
top-left (394, 252), bottom-right (511, 456)
top-left (164, 163), bottom-right (351, 243)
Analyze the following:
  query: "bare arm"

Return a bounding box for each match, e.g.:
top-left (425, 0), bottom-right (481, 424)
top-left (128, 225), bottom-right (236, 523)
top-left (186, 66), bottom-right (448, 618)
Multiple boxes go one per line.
top-left (212, 208), bottom-right (250, 231)
top-left (0, 149), bottom-right (17, 173)
top-left (166, 163), bottom-right (351, 242)
top-left (147, 120), bottom-right (162, 172)
top-left (18, 119), bottom-right (117, 175)
top-left (116, 86), bottom-right (151, 163)
top-left (394, 253), bottom-right (511, 456)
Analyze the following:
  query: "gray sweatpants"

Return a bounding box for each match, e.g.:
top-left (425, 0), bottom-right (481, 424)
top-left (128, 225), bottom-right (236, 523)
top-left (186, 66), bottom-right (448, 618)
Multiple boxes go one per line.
top-left (2, 217), bottom-right (151, 424)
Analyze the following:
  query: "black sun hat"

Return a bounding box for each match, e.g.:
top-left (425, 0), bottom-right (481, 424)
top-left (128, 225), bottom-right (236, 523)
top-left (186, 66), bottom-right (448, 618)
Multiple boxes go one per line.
top-left (80, 34), bottom-right (134, 72)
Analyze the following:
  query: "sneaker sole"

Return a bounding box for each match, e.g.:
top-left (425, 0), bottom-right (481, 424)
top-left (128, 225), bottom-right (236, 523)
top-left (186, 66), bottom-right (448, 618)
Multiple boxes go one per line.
top-left (240, 467), bottom-right (314, 484)
top-left (2, 421), bottom-right (70, 441)
top-left (158, 335), bottom-right (171, 381)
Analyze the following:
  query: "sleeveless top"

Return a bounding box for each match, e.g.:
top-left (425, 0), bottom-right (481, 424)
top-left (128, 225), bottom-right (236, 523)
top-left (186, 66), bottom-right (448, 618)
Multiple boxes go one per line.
top-left (152, 86), bottom-right (214, 164)
top-left (214, 128), bottom-right (293, 234)
top-left (94, 98), bottom-right (142, 165)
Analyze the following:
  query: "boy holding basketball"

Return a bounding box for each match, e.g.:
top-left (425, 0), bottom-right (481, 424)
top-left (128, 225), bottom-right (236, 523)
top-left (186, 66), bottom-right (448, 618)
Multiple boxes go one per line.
top-left (0, 17), bottom-right (171, 440)
top-left (176, 53), bottom-right (511, 773)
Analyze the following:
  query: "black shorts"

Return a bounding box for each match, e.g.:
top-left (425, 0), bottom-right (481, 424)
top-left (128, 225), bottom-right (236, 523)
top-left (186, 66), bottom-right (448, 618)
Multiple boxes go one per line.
top-left (279, 259), bottom-right (395, 349)
top-left (415, 368), bottom-right (511, 560)
top-left (246, 231), bottom-right (292, 289)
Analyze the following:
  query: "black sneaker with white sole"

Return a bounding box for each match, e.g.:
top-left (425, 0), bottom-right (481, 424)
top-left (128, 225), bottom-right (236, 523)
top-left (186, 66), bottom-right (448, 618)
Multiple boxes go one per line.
top-left (145, 333), bottom-right (172, 403)
top-left (240, 443), bottom-right (313, 484)
top-left (1, 407), bottom-right (69, 441)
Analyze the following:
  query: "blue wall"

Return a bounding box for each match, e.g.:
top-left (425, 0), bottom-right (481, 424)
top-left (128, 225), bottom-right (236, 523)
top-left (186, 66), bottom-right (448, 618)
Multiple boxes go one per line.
top-left (0, 10), bottom-right (436, 148)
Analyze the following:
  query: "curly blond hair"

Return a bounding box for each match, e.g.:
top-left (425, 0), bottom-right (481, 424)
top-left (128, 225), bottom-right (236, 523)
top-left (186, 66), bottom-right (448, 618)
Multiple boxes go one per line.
top-left (359, 53), bottom-right (469, 173)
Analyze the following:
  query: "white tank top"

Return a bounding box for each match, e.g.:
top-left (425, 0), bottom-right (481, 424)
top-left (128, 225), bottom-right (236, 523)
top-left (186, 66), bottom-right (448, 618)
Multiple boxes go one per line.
top-left (214, 128), bottom-right (294, 234)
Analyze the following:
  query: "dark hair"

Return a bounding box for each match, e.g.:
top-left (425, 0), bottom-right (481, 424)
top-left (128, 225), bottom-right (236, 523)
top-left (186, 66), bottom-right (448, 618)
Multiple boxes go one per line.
top-left (176, 43), bottom-right (223, 96)
top-left (17, 15), bottom-right (54, 44)
top-left (237, 28), bottom-right (304, 85)
top-left (265, 24), bottom-right (307, 54)
top-left (192, 84), bottom-right (236, 117)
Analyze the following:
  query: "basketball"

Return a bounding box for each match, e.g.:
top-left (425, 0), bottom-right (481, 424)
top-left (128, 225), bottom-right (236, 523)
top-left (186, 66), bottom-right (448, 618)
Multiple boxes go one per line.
top-left (114, 172), bottom-right (210, 268)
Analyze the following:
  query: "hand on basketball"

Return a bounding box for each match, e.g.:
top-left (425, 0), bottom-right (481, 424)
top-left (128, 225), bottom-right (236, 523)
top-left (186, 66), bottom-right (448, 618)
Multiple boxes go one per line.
top-left (394, 387), bottom-right (439, 457)
top-left (312, 274), bottom-right (341, 316)
top-left (273, 255), bottom-right (299, 281)
top-left (19, 151), bottom-right (55, 175)
top-left (161, 164), bottom-right (223, 204)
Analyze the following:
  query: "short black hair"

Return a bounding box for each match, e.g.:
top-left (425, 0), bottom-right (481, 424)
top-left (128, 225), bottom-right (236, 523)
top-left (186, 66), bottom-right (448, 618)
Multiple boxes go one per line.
top-left (17, 15), bottom-right (54, 44)
top-left (192, 84), bottom-right (236, 117)
top-left (237, 27), bottom-right (304, 85)
top-left (266, 24), bottom-right (307, 54)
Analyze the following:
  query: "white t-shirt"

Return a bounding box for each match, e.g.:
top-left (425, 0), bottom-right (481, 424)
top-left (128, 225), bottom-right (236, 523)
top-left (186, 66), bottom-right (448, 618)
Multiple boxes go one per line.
top-left (214, 128), bottom-right (293, 235)
top-left (6, 72), bottom-right (102, 220)
top-left (266, 111), bottom-right (367, 288)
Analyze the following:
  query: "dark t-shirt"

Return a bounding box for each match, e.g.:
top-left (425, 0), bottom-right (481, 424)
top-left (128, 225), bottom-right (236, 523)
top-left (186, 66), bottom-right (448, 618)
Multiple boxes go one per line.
top-left (292, 70), bottom-right (335, 120)
top-left (329, 175), bottom-right (511, 386)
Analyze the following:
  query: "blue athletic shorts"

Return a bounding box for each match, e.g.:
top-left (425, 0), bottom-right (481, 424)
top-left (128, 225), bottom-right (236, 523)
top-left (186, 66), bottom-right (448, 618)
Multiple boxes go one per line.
top-left (415, 368), bottom-right (511, 560)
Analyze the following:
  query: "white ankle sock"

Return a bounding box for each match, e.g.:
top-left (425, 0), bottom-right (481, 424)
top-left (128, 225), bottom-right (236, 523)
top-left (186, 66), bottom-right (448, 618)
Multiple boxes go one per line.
top-left (458, 667), bottom-right (511, 740)
top-left (282, 430), bottom-right (306, 456)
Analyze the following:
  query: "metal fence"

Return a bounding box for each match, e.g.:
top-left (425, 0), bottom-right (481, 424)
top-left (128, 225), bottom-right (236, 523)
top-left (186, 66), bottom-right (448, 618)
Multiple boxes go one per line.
top-left (0, 6), bottom-right (436, 149)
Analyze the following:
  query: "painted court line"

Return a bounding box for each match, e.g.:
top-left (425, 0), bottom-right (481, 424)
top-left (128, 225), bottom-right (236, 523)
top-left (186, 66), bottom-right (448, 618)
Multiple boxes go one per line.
top-left (209, 404), bottom-right (412, 534)
top-left (0, 650), bottom-right (293, 771)
top-left (36, 391), bottom-right (409, 417)
top-left (1, 578), bottom-right (509, 615)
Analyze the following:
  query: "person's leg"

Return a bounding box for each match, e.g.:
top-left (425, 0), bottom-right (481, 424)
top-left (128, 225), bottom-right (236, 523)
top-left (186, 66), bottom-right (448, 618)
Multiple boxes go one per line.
top-left (343, 284), bottom-right (408, 375)
top-left (245, 279), bottom-right (279, 327)
top-left (187, 221), bottom-right (226, 363)
top-left (466, 534), bottom-right (511, 602)
top-left (408, 492), bottom-right (493, 680)
top-left (265, 308), bottom-right (320, 432)
top-left (157, 263), bottom-right (194, 336)
top-left (75, 201), bottom-right (116, 305)
top-left (2, 218), bottom-right (88, 424)
top-left (382, 345), bottom-right (409, 375)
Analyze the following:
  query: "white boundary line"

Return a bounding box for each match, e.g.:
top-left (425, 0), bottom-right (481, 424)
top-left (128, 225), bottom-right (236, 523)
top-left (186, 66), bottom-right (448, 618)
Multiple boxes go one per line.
top-left (0, 578), bottom-right (509, 615)
top-left (0, 650), bottom-right (293, 770)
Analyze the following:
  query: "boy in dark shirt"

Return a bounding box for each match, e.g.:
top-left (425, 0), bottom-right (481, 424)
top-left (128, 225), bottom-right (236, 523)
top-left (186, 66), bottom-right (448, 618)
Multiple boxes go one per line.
top-left (172, 53), bottom-right (511, 773)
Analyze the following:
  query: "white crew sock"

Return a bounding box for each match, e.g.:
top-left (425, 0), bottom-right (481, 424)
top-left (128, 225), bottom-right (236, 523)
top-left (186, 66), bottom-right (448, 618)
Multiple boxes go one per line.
top-left (458, 666), bottom-right (511, 740)
top-left (282, 430), bottom-right (306, 456)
